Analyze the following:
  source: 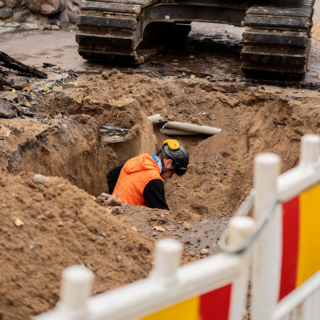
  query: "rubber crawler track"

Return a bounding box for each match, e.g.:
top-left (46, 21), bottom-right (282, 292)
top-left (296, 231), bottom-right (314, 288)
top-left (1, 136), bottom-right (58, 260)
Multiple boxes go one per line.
top-left (76, 0), bottom-right (191, 64)
top-left (241, 0), bottom-right (315, 77)
top-left (77, 0), bottom-right (315, 76)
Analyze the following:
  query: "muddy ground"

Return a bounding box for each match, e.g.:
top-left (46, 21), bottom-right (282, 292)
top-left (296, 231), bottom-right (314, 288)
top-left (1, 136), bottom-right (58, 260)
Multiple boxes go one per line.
top-left (2, 3), bottom-right (320, 319)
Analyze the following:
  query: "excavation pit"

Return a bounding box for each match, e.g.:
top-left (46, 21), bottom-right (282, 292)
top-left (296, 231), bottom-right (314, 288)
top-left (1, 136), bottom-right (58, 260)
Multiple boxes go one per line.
top-left (1, 70), bottom-right (320, 320)
top-left (1, 70), bottom-right (316, 216)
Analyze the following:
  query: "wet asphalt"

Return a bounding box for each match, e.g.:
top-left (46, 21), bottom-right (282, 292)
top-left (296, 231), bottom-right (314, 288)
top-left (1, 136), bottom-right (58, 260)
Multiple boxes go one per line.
top-left (1, 0), bottom-right (320, 84)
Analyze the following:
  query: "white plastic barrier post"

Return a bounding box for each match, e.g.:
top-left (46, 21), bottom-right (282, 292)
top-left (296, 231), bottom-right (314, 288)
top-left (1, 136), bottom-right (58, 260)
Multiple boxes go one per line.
top-left (36, 265), bottom-right (94, 320)
top-left (251, 153), bottom-right (281, 320)
top-left (35, 216), bottom-right (255, 320)
top-left (227, 217), bottom-right (256, 320)
top-left (251, 134), bottom-right (320, 320)
top-left (150, 238), bottom-right (182, 285)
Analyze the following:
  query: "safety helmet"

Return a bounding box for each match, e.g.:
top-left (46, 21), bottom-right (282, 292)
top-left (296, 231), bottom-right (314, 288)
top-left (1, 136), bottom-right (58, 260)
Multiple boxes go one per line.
top-left (158, 139), bottom-right (189, 176)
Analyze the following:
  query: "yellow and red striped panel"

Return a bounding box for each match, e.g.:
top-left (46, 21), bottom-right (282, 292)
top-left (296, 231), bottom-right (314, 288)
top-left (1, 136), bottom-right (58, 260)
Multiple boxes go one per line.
top-left (279, 184), bottom-right (320, 301)
top-left (140, 284), bottom-right (232, 320)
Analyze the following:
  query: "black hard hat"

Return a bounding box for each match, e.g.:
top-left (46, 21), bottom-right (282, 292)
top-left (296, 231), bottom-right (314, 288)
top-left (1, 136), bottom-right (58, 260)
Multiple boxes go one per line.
top-left (161, 140), bottom-right (189, 176)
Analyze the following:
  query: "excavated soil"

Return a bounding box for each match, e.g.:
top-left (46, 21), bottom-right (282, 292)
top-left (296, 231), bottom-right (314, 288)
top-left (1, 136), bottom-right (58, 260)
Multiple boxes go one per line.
top-left (0, 114), bottom-right (119, 197)
top-left (0, 172), bottom-right (154, 320)
top-left (1, 70), bottom-right (320, 319)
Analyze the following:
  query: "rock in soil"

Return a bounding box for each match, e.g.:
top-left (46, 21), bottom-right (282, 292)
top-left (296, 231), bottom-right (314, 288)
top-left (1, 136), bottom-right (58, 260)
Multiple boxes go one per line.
top-left (107, 194), bottom-right (122, 207)
top-left (200, 248), bottom-right (209, 256)
top-left (111, 206), bottom-right (123, 215)
top-left (34, 173), bottom-right (50, 184)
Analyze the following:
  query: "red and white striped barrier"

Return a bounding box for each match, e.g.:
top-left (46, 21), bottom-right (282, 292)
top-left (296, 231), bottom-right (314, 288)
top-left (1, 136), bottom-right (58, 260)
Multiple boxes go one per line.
top-left (35, 217), bottom-right (254, 320)
top-left (252, 135), bottom-right (320, 320)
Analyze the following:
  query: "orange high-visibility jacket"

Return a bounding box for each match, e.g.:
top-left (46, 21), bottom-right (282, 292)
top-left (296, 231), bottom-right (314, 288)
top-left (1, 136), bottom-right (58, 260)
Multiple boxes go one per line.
top-left (113, 153), bottom-right (163, 207)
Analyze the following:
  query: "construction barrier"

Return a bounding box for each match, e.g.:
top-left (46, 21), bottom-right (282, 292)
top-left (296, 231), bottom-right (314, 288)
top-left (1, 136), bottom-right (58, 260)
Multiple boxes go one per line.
top-left (251, 134), bottom-right (320, 320)
top-left (35, 217), bottom-right (255, 320)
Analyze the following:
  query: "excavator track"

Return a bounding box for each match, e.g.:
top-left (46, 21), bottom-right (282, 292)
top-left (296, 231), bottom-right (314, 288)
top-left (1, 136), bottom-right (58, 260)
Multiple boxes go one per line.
top-left (241, 0), bottom-right (315, 77)
top-left (77, 0), bottom-right (315, 75)
top-left (76, 0), bottom-right (191, 64)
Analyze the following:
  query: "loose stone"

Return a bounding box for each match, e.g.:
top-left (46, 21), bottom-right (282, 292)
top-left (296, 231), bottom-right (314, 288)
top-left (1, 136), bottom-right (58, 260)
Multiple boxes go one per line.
top-left (0, 8), bottom-right (13, 19)
top-left (200, 248), bottom-right (209, 256)
top-left (4, 23), bottom-right (20, 28)
top-left (24, 23), bottom-right (39, 30)
top-left (34, 174), bottom-right (50, 185)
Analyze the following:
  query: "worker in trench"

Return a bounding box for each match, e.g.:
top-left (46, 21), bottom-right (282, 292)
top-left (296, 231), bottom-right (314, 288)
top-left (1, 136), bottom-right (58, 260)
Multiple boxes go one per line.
top-left (104, 139), bottom-right (189, 210)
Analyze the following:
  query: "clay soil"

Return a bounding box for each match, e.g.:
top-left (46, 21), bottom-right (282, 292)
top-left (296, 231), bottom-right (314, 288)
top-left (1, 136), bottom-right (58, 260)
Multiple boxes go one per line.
top-left (0, 171), bottom-right (155, 319)
top-left (32, 70), bottom-right (320, 216)
top-left (1, 70), bottom-right (320, 319)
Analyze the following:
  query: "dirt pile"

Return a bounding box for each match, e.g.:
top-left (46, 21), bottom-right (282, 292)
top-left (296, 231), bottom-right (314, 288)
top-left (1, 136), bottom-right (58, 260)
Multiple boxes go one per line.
top-left (0, 172), bottom-right (154, 320)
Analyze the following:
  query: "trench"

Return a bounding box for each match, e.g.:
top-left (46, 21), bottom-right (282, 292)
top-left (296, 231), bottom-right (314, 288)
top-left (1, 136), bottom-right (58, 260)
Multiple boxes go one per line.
top-left (1, 70), bottom-right (319, 220)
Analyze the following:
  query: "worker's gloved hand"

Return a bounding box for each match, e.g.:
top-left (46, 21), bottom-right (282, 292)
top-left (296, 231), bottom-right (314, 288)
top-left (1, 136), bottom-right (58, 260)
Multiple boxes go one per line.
top-left (101, 193), bottom-right (111, 199)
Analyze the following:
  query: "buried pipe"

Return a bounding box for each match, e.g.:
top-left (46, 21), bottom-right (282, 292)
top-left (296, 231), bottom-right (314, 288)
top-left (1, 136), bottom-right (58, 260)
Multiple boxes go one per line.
top-left (160, 128), bottom-right (198, 136)
top-left (148, 114), bottom-right (221, 136)
top-left (148, 114), bottom-right (164, 124)
top-left (163, 121), bottom-right (221, 135)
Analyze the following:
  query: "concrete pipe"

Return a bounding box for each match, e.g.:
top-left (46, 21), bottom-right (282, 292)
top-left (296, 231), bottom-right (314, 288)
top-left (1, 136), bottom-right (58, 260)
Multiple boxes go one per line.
top-left (160, 128), bottom-right (198, 136)
top-left (148, 114), bottom-right (165, 124)
top-left (163, 121), bottom-right (221, 135)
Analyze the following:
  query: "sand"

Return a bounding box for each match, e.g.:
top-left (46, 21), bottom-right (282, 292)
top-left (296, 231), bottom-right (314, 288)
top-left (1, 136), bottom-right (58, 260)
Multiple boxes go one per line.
top-left (1, 70), bottom-right (320, 319)
top-left (11, 70), bottom-right (320, 217)
top-left (0, 172), bottom-right (154, 319)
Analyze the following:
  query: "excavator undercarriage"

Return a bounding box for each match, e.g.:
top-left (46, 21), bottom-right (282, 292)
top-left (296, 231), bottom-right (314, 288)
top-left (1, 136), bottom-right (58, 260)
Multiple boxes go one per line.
top-left (77, 0), bottom-right (315, 76)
